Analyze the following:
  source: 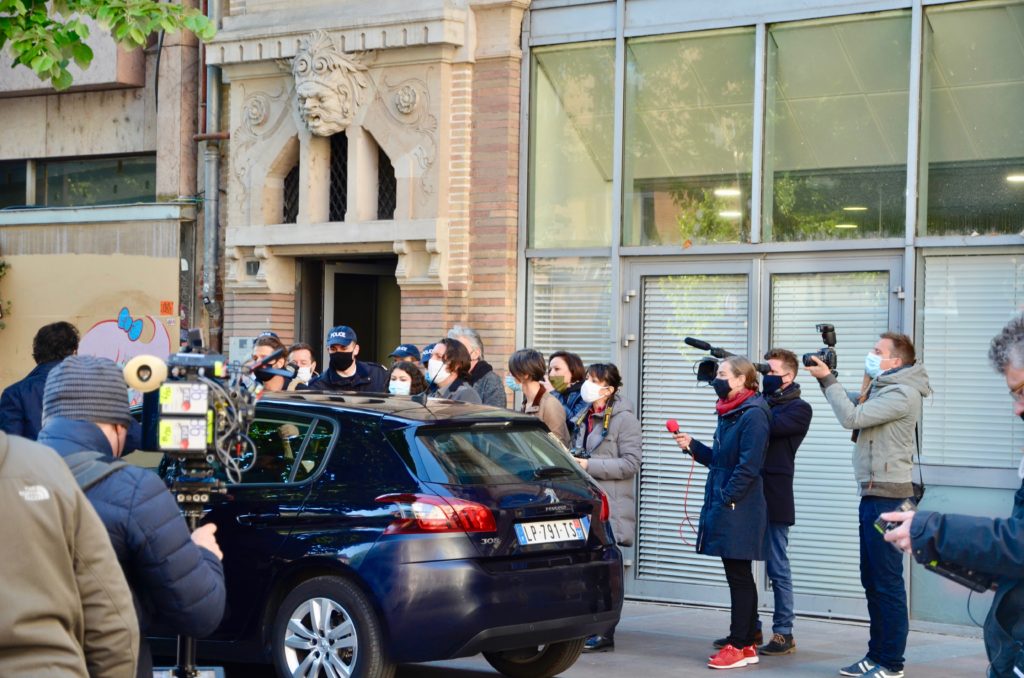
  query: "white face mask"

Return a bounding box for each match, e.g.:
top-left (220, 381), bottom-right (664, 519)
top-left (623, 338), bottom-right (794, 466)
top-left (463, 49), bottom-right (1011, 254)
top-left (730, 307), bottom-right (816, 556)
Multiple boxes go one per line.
top-left (389, 380), bottom-right (411, 396)
top-left (580, 379), bottom-right (606, 404)
top-left (427, 358), bottom-right (450, 384)
top-left (297, 366), bottom-right (313, 382)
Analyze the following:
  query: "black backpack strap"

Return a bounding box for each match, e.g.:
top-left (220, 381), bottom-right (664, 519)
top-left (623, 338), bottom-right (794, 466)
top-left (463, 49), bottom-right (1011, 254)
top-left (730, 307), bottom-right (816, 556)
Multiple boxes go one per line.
top-left (65, 450), bottom-right (128, 492)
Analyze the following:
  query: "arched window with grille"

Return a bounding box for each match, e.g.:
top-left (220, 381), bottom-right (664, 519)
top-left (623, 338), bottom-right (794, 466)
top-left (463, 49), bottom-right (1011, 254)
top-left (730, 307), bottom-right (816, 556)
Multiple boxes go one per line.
top-left (282, 165), bottom-right (299, 224)
top-left (330, 133), bottom-right (348, 222)
top-left (377, 146), bottom-right (396, 220)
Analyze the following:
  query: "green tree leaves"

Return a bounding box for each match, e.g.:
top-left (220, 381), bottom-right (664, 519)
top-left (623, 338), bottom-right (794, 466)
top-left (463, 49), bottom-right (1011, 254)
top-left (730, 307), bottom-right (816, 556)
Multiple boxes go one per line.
top-left (0, 0), bottom-right (216, 90)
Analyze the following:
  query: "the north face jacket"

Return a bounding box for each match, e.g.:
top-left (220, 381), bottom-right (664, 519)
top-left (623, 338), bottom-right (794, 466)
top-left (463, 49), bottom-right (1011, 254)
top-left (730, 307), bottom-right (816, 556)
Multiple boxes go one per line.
top-left (0, 431), bottom-right (139, 677)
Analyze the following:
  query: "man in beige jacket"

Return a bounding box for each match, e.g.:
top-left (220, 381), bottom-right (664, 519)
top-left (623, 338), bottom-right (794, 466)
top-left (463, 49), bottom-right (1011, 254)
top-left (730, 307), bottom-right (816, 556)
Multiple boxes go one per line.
top-left (0, 430), bottom-right (139, 677)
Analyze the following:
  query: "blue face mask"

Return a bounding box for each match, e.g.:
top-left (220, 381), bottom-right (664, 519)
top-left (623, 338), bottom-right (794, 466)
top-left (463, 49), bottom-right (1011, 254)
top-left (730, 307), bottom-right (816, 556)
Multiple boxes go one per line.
top-left (504, 374), bottom-right (522, 392)
top-left (865, 352), bottom-right (884, 378)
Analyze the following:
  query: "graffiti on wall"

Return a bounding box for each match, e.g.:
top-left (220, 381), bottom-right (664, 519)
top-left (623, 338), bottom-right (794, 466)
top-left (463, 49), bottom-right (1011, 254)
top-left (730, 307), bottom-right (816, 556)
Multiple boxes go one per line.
top-left (79, 307), bottom-right (174, 405)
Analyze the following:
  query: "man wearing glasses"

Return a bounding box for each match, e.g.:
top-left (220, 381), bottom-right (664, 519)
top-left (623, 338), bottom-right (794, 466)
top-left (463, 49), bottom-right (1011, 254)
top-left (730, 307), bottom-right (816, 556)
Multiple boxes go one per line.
top-left (881, 314), bottom-right (1024, 678)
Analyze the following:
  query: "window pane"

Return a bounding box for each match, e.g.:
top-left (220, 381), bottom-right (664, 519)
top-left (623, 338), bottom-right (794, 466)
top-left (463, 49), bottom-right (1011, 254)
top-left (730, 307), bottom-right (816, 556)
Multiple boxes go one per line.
top-left (238, 412), bottom-right (314, 484)
top-left (529, 43), bottom-right (615, 248)
top-left (921, 254), bottom-right (1024, 466)
top-left (922, 2), bottom-right (1024, 236)
top-left (764, 12), bottom-right (910, 241)
top-left (0, 160), bottom-right (27, 208)
top-left (36, 155), bottom-right (155, 207)
top-left (623, 29), bottom-right (755, 246)
top-left (293, 419), bottom-right (334, 481)
top-left (527, 257), bottom-right (612, 364)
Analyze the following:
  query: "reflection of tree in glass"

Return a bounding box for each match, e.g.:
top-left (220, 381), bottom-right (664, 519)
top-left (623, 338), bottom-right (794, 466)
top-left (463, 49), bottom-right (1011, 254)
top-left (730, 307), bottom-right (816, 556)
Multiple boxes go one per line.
top-left (660, 274), bottom-right (748, 362)
top-left (770, 170), bottom-right (905, 241)
top-left (671, 187), bottom-right (744, 243)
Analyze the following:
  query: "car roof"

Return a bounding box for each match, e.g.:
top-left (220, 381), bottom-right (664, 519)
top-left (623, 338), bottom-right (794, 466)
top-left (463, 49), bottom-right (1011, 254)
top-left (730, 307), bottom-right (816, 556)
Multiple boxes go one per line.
top-left (259, 391), bottom-right (540, 425)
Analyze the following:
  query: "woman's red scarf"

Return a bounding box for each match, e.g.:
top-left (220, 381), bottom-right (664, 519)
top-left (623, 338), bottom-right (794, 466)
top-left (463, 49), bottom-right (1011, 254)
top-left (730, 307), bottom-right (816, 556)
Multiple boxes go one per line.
top-left (716, 388), bottom-right (755, 416)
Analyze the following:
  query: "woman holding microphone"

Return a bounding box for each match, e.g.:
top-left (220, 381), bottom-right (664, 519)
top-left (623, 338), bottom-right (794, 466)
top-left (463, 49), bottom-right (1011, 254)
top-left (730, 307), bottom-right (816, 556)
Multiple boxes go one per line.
top-left (673, 356), bottom-right (771, 670)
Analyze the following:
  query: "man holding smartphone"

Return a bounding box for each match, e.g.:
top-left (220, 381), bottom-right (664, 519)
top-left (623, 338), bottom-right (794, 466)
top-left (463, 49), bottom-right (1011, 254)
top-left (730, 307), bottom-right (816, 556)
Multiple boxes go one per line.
top-left (881, 315), bottom-right (1024, 678)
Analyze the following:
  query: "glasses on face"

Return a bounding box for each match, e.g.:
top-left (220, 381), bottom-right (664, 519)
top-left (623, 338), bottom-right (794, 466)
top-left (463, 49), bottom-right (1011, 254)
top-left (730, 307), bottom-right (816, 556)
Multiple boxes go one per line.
top-left (1010, 380), bottom-right (1024, 402)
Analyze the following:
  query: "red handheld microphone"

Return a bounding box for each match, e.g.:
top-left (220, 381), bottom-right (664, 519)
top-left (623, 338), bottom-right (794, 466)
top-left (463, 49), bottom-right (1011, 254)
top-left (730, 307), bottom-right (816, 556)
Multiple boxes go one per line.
top-left (666, 419), bottom-right (679, 434)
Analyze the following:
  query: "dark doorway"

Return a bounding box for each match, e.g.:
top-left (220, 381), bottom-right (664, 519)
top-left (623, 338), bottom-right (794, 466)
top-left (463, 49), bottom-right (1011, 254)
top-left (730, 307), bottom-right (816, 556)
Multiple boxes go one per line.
top-left (322, 258), bottom-right (400, 367)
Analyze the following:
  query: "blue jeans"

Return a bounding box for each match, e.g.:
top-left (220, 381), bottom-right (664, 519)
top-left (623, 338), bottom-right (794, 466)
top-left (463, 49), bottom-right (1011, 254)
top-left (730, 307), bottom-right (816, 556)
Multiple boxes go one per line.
top-left (765, 522), bottom-right (794, 635)
top-left (859, 496), bottom-right (909, 671)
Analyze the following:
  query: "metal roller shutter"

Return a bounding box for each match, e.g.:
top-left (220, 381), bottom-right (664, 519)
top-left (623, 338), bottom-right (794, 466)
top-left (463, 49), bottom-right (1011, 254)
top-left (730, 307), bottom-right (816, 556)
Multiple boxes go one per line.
top-left (769, 271), bottom-right (891, 599)
top-left (920, 254), bottom-right (1024, 468)
top-left (636, 273), bottom-right (750, 588)
top-left (527, 258), bottom-right (613, 364)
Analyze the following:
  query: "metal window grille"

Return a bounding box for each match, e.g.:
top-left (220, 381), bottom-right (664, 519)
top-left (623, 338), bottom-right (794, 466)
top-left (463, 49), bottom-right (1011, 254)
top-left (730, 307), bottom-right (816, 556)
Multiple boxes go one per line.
top-left (377, 146), bottom-right (396, 220)
top-left (329, 133), bottom-right (348, 222)
top-left (282, 165), bottom-right (299, 224)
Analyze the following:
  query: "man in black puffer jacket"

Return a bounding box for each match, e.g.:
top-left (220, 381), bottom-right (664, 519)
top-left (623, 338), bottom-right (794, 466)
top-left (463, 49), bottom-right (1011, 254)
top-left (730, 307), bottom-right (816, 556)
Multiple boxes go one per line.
top-left (38, 355), bottom-right (226, 678)
top-left (759, 349), bottom-right (812, 656)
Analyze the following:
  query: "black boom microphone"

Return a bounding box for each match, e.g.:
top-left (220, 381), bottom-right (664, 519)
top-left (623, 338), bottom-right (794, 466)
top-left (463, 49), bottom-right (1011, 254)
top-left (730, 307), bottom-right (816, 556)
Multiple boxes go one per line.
top-left (684, 337), bottom-right (733, 359)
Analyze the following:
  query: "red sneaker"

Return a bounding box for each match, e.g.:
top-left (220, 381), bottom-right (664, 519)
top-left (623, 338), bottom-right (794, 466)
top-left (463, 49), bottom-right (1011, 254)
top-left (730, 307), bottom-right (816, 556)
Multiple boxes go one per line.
top-left (708, 644), bottom-right (750, 669)
top-left (742, 644), bottom-right (759, 665)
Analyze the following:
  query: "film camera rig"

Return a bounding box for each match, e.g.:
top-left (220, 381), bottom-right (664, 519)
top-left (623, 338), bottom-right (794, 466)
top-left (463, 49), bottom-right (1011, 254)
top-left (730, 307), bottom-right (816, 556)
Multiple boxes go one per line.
top-left (122, 329), bottom-right (268, 678)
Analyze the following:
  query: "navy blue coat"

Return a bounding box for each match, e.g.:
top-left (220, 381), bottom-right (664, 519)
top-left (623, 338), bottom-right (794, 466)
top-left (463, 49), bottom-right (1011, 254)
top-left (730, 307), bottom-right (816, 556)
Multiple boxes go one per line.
top-left (764, 385), bottom-right (812, 526)
top-left (304, 360), bottom-right (389, 392)
top-left (911, 481), bottom-right (1024, 677)
top-left (0, 360), bottom-right (59, 440)
top-left (690, 394), bottom-right (771, 561)
top-left (39, 417), bottom-right (226, 678)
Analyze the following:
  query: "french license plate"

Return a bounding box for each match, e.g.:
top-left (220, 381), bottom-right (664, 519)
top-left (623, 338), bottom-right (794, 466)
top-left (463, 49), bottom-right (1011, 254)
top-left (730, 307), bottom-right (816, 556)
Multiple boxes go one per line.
top-left (514, 516), bottom-right (591, 546)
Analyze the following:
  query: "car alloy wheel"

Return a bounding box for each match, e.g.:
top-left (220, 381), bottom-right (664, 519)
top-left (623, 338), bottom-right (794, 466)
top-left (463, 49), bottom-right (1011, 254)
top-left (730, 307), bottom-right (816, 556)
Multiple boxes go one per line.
top-left (272, 576), bottom-right (394, 678)
top-left (284, 596), bottom-right (358, 677)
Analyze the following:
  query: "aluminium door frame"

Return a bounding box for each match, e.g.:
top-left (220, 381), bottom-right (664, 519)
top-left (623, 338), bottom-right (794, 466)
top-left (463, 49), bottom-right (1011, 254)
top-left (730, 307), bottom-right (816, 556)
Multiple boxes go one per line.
top-left (623, 256), bottom-right (759, 606)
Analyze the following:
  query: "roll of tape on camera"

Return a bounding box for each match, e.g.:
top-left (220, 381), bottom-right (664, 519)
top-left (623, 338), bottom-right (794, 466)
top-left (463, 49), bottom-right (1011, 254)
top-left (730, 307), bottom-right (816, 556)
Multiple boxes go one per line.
top-left (123, 354), bottom-right (168, 393)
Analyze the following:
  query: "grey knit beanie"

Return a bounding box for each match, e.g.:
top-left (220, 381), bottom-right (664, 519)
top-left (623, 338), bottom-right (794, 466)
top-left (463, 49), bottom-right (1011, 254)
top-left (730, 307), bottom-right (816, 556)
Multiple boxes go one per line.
top-left (42, 355), bottom-right (132, 427)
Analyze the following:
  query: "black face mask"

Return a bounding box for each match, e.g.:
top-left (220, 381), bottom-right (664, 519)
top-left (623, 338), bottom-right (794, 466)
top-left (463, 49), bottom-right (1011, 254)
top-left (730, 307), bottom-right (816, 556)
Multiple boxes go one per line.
top-left (712, 378), bottom-right (732, 400)
top-left (762, 374), bottom-right (784, 395)
top-left (330, 351), bottom-right (355, 372)
top-left (253, 368), bottom-right (275, 383)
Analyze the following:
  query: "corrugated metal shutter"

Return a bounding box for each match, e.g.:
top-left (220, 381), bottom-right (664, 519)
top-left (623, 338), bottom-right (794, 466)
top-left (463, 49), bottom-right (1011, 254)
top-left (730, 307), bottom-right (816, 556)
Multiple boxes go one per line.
top-left (769, 271), bottom-right (890, 598)
top-left (636, 273), bottom-right (749, 586)
top-left (527, 257), bottom-right (613, 364)
top-left (921, 254), bottom-right (1024, 467)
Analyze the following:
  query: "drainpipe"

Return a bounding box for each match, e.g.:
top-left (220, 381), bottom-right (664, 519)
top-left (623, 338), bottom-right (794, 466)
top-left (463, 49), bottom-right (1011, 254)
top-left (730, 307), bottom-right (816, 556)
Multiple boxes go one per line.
top-left (194, 0), bottom-right (227, 351)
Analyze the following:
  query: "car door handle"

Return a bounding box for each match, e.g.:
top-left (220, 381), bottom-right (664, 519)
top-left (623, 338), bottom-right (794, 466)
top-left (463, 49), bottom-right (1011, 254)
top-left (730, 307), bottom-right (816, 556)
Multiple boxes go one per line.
top-left (237, 512), bottom-right (280, 526)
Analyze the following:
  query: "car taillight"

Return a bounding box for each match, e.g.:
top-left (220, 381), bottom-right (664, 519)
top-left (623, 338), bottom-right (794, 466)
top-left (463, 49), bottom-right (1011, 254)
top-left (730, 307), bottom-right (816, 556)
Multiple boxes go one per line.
top-left (599, 491), bottom-right (610, 522)
top-left (375, 493), bottom-right (496, 534)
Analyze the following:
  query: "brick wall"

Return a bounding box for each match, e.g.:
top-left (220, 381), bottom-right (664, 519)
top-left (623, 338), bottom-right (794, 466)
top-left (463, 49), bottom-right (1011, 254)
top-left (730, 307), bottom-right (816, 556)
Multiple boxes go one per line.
top-left (222, 291), bottom-right (297, 347)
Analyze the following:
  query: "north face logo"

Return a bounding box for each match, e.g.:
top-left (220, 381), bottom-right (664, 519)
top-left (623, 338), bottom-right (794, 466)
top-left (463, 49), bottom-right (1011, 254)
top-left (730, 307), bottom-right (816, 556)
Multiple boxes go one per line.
top-left (19, 485), bottom-right (50, 502)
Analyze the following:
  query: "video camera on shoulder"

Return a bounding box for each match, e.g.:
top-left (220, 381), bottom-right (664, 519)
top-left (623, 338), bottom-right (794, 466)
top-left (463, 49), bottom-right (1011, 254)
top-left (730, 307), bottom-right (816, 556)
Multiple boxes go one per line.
top-left (684, 337), bottom-right (769, 383)
top-left (122, 329), bottom-right (260, 516)
top-left (802, 323), bottom-right (838, 371)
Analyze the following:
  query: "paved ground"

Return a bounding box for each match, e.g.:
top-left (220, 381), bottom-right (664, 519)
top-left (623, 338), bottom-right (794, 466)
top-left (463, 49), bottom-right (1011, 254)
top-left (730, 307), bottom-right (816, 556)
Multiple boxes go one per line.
top-left (403, 600), bottom-right (989, 677)
top-left (216, 600), bottom-right (989, 676)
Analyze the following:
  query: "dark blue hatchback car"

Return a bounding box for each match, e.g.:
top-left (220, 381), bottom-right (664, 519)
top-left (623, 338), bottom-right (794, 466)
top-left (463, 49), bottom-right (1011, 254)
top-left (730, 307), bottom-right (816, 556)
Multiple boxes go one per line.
top-left (152, 392), bottom-right (623, 678)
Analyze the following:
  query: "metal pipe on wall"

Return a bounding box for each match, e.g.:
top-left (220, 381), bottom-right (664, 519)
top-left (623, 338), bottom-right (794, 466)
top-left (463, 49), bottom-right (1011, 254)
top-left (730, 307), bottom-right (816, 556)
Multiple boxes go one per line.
top-left (200, 0), bottom-right (223, 350)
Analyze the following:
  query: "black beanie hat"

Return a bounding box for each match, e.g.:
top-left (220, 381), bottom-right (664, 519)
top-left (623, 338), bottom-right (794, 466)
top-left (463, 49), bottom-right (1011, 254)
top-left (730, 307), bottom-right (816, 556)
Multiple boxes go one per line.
top-left (42, 355), bottom-right (132, 427)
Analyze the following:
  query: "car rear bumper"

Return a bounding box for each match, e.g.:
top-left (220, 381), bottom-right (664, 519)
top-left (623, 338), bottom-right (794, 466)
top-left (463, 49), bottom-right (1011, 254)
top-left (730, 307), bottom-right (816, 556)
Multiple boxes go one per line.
top-left (363, 543), bottom-right (624, 663)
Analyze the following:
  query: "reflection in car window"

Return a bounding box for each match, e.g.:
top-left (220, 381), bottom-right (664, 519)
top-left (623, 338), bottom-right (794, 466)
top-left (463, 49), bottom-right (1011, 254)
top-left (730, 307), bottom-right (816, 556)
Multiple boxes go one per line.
top-left (238, 413), bottom-right (313, 484)
top-left (293, 420), bottom-right (332, 482)
top-left (414, 427), bottom-right (580, 485)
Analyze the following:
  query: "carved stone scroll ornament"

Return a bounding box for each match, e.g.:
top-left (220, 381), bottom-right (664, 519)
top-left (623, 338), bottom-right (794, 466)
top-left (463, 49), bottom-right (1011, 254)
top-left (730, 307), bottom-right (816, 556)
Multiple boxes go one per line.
top-left (380, 74), bottom-right (438, 199)
top-left (292, 30), bottom-right (371, 136)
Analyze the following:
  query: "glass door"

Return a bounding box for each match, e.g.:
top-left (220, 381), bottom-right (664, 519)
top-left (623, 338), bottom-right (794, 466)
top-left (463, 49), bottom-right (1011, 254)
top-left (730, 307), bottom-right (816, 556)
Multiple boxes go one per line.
top-left (760, 255), bottom-right (902, 619)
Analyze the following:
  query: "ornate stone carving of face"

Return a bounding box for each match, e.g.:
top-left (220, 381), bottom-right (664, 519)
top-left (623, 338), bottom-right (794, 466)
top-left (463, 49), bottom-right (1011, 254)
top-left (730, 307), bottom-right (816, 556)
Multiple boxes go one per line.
top-left (296, 80), bottom-right (348, 136)
top-left (292, 30), bottom-right (369, 137)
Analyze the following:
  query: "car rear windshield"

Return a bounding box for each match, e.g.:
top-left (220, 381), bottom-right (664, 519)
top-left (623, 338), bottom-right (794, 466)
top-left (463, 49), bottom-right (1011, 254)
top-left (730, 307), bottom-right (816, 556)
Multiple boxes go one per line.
top-left (409, 425), bottom-right (584, 485)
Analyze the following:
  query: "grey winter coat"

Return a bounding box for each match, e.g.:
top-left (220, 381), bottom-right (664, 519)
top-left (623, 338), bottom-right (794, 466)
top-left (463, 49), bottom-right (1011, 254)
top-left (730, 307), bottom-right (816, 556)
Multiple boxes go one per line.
top-left (435, 377), bottom-right (482, 404)
top-left (469, 364), bottom-right (507, 408)
top-left (819, 363), bottom-right (931, 498)
top-left (573, 394), bottom-right (642, 546)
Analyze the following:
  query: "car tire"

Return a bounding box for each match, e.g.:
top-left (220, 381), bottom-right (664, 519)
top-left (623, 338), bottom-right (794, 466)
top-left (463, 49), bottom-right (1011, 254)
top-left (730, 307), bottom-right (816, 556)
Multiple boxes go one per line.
top-left (271, 575), bottom-right (394, 678)
top-left (482, 638), bottom-right (586, 678)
